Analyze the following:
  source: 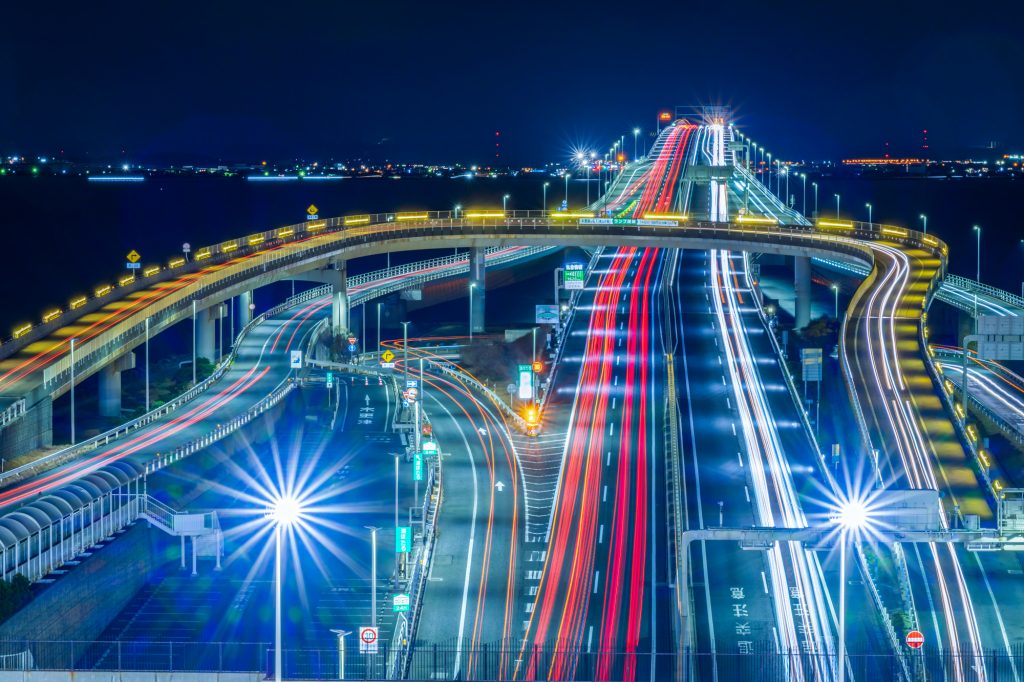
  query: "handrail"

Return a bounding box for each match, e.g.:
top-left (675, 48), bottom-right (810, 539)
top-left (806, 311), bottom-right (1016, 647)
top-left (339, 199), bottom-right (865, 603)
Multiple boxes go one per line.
top-left (0, 285), bottom-right (323, 488)
top-left (391, 428), bottom-right (444, 678)
top-left (147, 380), bottom-right (295, 475)
top-left (812, 257), bottom-right (1023, 318)
top-left (921, 342), bottom-right (1002, 501)
top-left (932, 348), bottom-right (1024, 447)
top-left (0, 399), bottom-right (25, 427)
top-left (9, 212), bottom-right (941, 391)
top-left (945, 274), bottom-right (1024, 311)
top-left (425, 359), bottom-right (529, 432)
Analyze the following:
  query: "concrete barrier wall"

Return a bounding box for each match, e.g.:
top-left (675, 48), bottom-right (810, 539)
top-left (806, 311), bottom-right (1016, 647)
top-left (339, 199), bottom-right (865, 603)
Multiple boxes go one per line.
top-left (0, 523), bottom-right (169, 646)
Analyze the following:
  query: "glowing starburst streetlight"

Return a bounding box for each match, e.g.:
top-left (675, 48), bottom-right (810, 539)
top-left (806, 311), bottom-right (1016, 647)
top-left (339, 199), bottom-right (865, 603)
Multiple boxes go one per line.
top-left (266, 493), bottom-right (307, 682)
top-left (832, 495), bottom-right (873, 682)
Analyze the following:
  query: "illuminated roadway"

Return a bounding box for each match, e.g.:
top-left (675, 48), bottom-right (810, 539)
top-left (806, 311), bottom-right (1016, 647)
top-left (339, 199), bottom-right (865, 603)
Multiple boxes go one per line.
top-left (843, 238), bottom-right (1024, 678)
top-left (2, 114), bottom-right (1023, 678)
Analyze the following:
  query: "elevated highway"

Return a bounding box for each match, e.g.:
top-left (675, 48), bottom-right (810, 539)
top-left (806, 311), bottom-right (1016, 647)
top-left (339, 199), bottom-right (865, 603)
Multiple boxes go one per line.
top-left (0, 246), bottom-right (551, 583)
top-left (5, 115), bottom-right (1023, 677)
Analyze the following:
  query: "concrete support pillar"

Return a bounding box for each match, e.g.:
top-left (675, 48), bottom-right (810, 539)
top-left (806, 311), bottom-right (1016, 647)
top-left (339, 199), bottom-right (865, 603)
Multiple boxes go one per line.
top-left (469, 247), bottom-right (486, 334)
top-left (331, 260), bottom-right (349, 337)
top-left (237, 290), bottom-right (253, 329)
top-left (98, 353), bottom-right (136, 418)
top-left (794, 256), bottom-right (812, 329)
top-left (196, 307), bottom-right (218, 363)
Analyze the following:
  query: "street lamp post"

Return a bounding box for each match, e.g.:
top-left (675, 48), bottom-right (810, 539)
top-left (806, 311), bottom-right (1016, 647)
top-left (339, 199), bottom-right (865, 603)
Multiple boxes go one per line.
top-left (542, 182), bottom-right (549, 211)
top-left (800, 173), bottom-right (807, 216)
top-left (973, 225), bottom-right (981, 327)
top-left (376, 303), bottom-right (381, 357)
top-left (766, 153), bottom-right (772, 192)
top-left (69, 338), bottom-right (76, 445)
top-left (330, 630), bottom-right (350, 680)
top-left (812, 182), bottom-right (819, 219)
top-left (865, 203), bottom-right (872, 225)
top-left (502, 194), bottom-right (510, 212)
top-left (468, 283), bottom-right (476, 341)
top-left (834, 500), bottom-right (868, 682)
top-left (564, 173), bottom-right (571, 206)
top-left (401, 321), bottom-right (410, 385)
top-left (145, 318), bottom-right (150, 412)
top-left (192, 300), bottom-right (198, 385)
top-left (394, 453), bottom-right (400, 544)
top-left (267, 496), bottom-right (304, 682)
top-left (585, 162), bottom-right (591, 205)
top-left (834, 194), bottom-right (841, 219)
top-left (633, 127), bottom-right (640, 160)
top-left (832, 283), bottom-right (839, 318)
top-left (365, 526), bottom-right (379, 627)
top-left (275, 523), bottom-right (283, 681)
top-left (920, 214), bottom-right (927, 234)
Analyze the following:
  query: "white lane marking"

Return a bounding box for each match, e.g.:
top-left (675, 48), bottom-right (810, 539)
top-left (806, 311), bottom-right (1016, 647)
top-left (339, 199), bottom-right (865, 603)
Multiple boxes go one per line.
top-left (612, 397), bottom-right (617, 409)
top-left (599, 525), bottom-right (605, 544)
top-left (721, 375), bottom-right (726, 385)
top-left (737, 452), bottom-right (744, 468)
top-left (744, 486), bottom-right (750, 502)
top-left (618, 338), bottom-right (623, 347)
top-left (603, 485), bottom-right (608, 502)
top-left (606, 451), bottom-right (611, 466)
top-left (429, 396), bottom-right (478, 677)
top-left (762, 571), bottom-right (769, 594)
top-left (593, 571), bottom-right (600, 593)
top-left (731, 423), bottom-right (737, 437)
top-left (726, 397), bottom-right (731, 409)
top-left (587, 625), bottom-right (594, 653)
top-left (614, 375), bottom-right (619, 385)
top-left (609, 422), bottom-right (615, 436)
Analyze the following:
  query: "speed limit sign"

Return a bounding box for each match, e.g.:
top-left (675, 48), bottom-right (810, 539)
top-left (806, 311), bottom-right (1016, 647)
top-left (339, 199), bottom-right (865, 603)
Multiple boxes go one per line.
top-left (358, 626), bottom-right (379, 654)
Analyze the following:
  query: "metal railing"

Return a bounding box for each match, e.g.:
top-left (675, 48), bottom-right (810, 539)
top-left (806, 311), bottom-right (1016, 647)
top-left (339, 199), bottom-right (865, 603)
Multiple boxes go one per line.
top-left (921, 339), bottom-right (1001, 503)
top-left (747, 253), bottom-right (911, 669)
top-left (0, 399), bottom-right (25, 427)
top-left (17, 211), bottom-right (940, 400)
top-left (1, 286), bottom-right (319, 489)
top-left (945, 274), bottom-right (1024, 311)
top-left (424, 358), bottom-right (528, 432)
top-left (932, 347), bottom-right (1024, 448)
top-left (347, 245), bottom-right (555, 305)
top-left (146, 379), bottom-right (295, 475)
top-left (7, 638), bottom-right (1024, 680)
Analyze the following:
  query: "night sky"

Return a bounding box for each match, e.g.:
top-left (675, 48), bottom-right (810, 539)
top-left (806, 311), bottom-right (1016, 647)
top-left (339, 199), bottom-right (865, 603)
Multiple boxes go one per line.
top-left (3, 0), bottom-right (1023, 163)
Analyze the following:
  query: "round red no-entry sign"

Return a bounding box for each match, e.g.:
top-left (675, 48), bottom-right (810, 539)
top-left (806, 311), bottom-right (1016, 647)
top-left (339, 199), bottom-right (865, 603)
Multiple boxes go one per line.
top-left (906, 630), bottom-right (924, 649)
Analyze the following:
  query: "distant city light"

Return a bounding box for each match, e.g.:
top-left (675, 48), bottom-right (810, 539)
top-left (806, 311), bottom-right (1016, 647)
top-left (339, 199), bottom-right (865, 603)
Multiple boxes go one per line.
top-left (87, 176), bottom-right (145, 182)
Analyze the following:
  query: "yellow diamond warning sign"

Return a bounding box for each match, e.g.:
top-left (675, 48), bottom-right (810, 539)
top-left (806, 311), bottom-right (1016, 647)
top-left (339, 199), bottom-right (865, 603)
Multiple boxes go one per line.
top-left (381, 350), bottom-right (395, 363)
top-left (307, 204), bottom-right (319, 216)
top-left (126, 250), bottom-right (141, 263)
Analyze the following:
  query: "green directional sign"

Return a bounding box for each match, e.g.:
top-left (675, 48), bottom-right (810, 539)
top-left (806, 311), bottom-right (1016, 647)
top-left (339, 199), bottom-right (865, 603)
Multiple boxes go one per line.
top-left (392, 593), bottom-right (411, 613)
top-left (563, 264), bottom-right (586, 291)
top-left (413, 451), bottom-right (424, 482)
top-left (396, 526), bottom-right (412, 553)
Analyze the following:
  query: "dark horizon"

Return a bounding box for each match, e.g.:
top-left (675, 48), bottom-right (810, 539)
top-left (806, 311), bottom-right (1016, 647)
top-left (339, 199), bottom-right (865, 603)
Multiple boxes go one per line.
top-left (4, 0), bottom-right (1023, 164)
